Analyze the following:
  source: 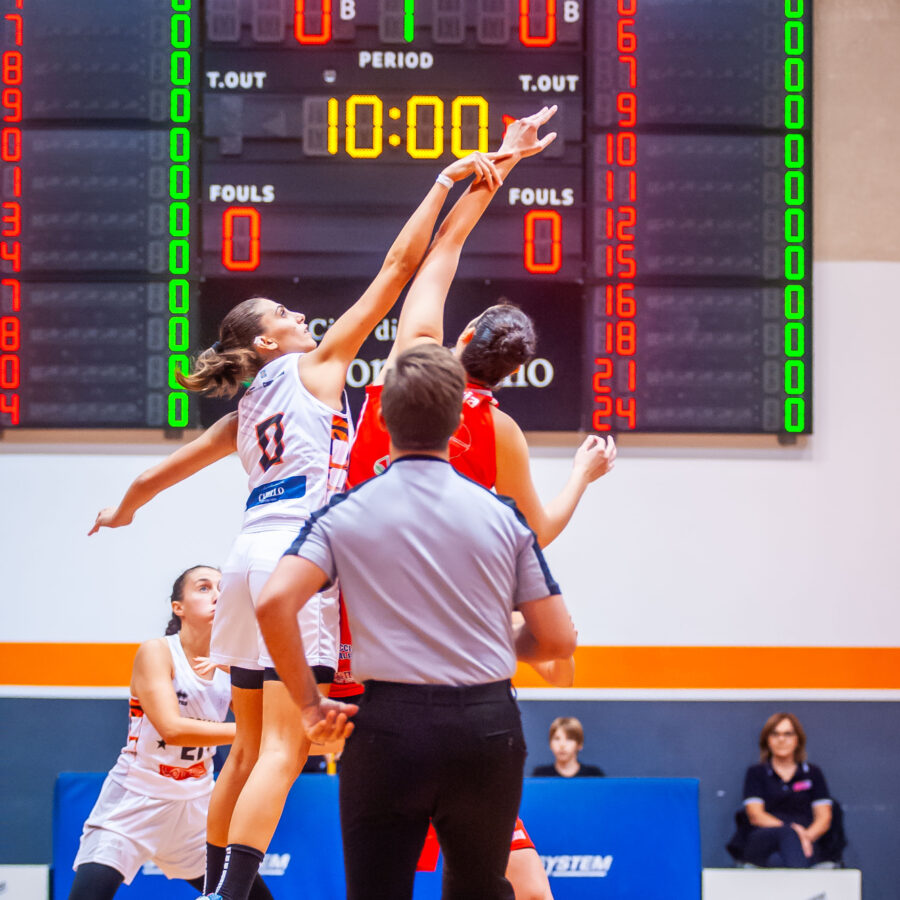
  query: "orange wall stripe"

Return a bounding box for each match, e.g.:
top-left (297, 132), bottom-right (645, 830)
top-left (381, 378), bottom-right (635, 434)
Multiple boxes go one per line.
top-left (1, 643), bottom-right (139, 687)
top-left (2, 643), bottom-right (899, 690)
top-left (514, 646), bottom-right (900, 690)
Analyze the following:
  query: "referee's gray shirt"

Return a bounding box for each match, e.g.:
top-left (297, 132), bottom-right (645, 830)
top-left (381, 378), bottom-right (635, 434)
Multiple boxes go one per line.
top-left (285, 455), bottom-right (561, 686)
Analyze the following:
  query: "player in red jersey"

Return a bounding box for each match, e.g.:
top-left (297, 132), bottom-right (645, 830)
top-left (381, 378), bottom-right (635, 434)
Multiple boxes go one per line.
top-left (342, 109), bottom-right (615, 900)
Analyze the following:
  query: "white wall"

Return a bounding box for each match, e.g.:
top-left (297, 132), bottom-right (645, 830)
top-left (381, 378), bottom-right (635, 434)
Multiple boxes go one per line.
top-left (3, 261), bottom-right (897, 648)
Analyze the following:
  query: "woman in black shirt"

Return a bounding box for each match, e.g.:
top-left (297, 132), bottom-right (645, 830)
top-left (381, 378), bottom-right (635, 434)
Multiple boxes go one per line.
top-left (735, 712), bottom-right (833, 867)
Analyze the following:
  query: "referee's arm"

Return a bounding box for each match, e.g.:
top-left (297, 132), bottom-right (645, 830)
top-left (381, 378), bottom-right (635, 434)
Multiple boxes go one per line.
top-left (514, 593), bottom-right (577, 664)
top-left (257, 555), bottom-right (359, 742)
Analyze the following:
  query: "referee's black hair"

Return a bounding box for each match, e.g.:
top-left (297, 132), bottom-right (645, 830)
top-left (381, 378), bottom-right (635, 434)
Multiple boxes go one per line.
top-left (165, 565), bottom-right (218, 635)
top-left (460, 302), bottom-right (536, 389)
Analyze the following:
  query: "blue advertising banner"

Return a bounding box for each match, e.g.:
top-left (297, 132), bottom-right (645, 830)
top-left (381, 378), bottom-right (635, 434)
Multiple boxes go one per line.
top-left (54, 774), bottom-right (699, 899)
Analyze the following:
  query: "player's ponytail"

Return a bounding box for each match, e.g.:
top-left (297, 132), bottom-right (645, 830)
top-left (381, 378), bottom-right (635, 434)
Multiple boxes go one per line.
top-left (165, 564), bottom-right (217, 635)
top-left (176, 297), bottom-right (268, 397)
top-left (460, 302), bottom-right (536, 388)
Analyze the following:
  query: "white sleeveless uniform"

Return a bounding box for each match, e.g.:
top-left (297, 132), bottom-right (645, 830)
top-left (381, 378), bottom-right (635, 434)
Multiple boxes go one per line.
top-left (73, 635), bottom-right (232, 884)
top-left (210, 352), bottom-right (351, 671)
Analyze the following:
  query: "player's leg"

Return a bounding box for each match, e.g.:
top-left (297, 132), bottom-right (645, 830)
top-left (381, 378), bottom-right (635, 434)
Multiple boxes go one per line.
top-left (204, 538), bottom-right (268, 892)
top-left (68, 863), bottom-right (124, 900)
top-left (506, 846), bottom-right (553, 900)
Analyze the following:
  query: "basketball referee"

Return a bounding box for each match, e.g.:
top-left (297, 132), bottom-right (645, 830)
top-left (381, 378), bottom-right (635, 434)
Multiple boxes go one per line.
top-left (257, 344), bottom-right (577, 900)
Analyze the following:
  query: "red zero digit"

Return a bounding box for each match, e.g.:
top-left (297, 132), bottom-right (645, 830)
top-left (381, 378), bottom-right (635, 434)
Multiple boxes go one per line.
top-left (1, 127), bottom-right (21, 161)
top-left (0, 352), bottom-right (19, 388)
top-left (222, 207), bottom-right (261, 271)
top-left (295, 0), bottom-right (332, 45)
top-left (524, 210), bottom-right (562, 274)
top-left (0, 315), bottom-right (19, 351)
top-left (2, 51), bottom-right (23, 84)
top-left (519, 0), bottom-right (557, 47)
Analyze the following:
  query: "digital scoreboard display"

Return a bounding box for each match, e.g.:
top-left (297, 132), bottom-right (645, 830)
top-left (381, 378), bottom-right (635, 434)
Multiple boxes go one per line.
top-left (0, 0), bottom-right (812, 434)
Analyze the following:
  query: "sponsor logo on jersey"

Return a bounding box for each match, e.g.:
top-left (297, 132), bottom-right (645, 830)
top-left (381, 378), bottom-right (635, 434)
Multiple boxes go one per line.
top-left (541, 854), bottom-right (614, 878)
top-left (158, 761), bottom-right (207, 781)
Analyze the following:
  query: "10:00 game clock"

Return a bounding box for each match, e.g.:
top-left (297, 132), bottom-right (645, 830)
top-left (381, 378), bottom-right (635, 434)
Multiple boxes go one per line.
top-left (0, 0), bottom-right (812, 434)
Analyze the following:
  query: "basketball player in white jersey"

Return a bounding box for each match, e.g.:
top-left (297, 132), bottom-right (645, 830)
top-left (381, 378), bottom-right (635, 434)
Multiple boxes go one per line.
top-left (88, 136), bottom-right (560, 900)
top-left (68, 566), bottom-right (273, 899)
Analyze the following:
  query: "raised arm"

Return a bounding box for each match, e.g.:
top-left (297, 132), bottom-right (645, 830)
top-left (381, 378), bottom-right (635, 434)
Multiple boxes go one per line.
top-left (298, 155), bottom-right (503, 405)
top-left (493, 409), bottom-right (616, 548)
top-left (88, 412), bottom-right (238, 535)
top-left (132, 639), bottom-right (236, 747)
top-left (377, 106), bottom-right (560, 381)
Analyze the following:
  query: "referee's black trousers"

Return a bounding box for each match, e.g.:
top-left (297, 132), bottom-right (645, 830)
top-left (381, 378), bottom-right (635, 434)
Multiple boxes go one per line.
top-left (339, 679), bottom-right (527, 900)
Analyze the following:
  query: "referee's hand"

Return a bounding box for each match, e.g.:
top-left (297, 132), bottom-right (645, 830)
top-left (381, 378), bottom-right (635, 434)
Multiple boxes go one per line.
top-left (302, 697), bottom-right (359, 744)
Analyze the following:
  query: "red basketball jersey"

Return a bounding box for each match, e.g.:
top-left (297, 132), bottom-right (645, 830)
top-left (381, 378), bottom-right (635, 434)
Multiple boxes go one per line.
top-left (347, 383), bottom-right (498, 489)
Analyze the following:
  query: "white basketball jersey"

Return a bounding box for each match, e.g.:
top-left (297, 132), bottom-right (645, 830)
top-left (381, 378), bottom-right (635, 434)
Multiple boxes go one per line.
top-left (109, 634), bottom-right (231, 801)
top-left (237, 353), bottom-right (351, 531)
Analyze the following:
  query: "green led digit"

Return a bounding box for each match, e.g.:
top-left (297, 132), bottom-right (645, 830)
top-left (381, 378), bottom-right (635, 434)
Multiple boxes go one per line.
top-left (167, 1), bottom-right (194, 427)
top-left (782, 4), bottom-right (809, 432)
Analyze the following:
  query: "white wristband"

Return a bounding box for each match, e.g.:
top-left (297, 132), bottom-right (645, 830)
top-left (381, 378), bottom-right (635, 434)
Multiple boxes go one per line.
top-left (435, 173), bottom-right (453, 189)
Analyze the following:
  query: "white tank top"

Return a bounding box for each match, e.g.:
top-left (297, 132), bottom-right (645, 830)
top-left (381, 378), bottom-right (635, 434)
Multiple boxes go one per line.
top-left (237, 353), bottom-right (351, 531)
top-left (109, 634), bottom-right (232, 801)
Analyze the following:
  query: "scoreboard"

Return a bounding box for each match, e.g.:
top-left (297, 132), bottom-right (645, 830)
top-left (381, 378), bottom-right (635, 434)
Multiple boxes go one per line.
top-left (0, 0), bottom-right (812, 433)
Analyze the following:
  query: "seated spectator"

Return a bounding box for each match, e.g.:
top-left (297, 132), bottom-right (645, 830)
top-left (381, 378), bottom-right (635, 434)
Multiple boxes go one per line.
top-left (727, 712), bottom-right (835, 868)
top-left (531, 716), bottom-right (605, 778)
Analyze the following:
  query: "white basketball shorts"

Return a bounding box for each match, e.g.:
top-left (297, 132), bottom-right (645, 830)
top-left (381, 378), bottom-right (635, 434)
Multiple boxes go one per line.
top-left (210, 528), bottom-right (339, 672)
top-left (73, 775), bottom-right (208, 884)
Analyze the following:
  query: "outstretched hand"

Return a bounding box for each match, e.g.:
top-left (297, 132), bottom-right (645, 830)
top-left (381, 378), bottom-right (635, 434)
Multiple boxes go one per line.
top-left (498, 105), bottom-right (558, 158)
top-left (441, 150), bottom-right (510, 191)
top-left (302, 697), bottom-right (359, 744)
top-left (88, 507), bottom-right (132, 536)
top-left (573, 434), bottom-right (617, 483)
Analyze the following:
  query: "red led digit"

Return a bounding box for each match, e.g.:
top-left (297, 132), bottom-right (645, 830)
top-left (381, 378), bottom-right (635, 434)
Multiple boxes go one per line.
top-left (0, 315), bottom-right (19, 351)
top-left (2, 51), bottom-right (22, 84)
top-left (1, 127), bottom-right (21, 161)
top-left (222, 207), bottom-right (261, 271)
top-left (594, 394), bottom-right (613, 417)
top-left (617, 0), bottom-right (637, 13)
top-left (1, 201), bottom-right (20, 237)
top-left (4, 14), bottom-right (23, 46)
top-left (0, 352), bottom-right (19, 388)
top-left (519, 0), bottom-right (556, 48)
top-left (617, 92), bottom-right (636, 127)
top-left (295, 0), bottom-right (332, 45)
top-left (628, 170), bottom-right (637, 201)
top-left (591, 411), bottom-right (612, 432)
top-left (614, 321), bottom-right (636, 355)
top-left (616, 205), bottom-right (636, 240)
top-left (617, 132), bottom-right (636, 166)
top-left (0, 240), bottom-right (21, 271)
top-left (619, 55), bottom-right (636, 88)
top-left (1, 279), bottom-right (20, 311)
top-left (594, 357), bottom-right (614, 379)
top-left (616, 244), bottom-right (636, 279)
top-left (627, 360), bottom-right (636, 390)
top-left (2, 88), bottom-right (22, 123)
top-left (0, 392), bottom-right (19, 424)
top-left (523, 210), bottom-right (562, 274)
top-left (617, 18), bottom-right (636, 53)
top-left (616, 397), bottom-right (636, 428)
